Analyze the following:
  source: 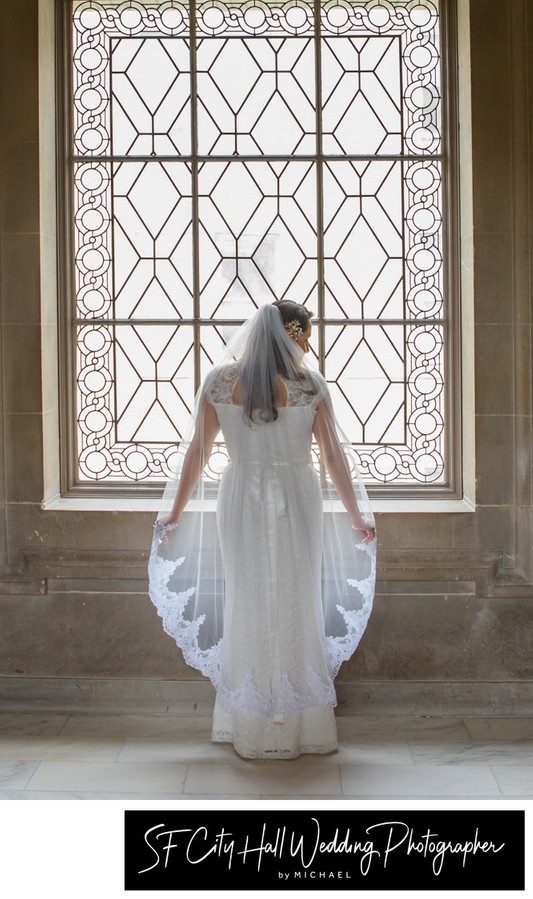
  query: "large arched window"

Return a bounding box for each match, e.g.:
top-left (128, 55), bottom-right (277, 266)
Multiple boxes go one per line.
top-left (61, 0), bottom-right (457, 496)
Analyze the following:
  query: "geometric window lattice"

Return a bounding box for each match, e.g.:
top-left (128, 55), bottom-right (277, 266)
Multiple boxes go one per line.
top-left (71, 0), bottom-right (445, 486)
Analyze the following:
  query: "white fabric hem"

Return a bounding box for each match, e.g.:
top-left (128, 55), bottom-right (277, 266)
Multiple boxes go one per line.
top-left (211, 730), bottom-right (339, 760)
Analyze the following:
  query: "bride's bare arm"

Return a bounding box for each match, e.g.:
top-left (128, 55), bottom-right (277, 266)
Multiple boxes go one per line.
top-left (313, 396), bottom-right (375, 544)
top-left (159, 400), bottom-right (220, 526)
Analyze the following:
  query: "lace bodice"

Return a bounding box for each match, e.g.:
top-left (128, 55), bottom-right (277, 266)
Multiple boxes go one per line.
top-left (205, 362), bottom-right (323, 408)
top-left (205, 362), bottom-right (323, 466)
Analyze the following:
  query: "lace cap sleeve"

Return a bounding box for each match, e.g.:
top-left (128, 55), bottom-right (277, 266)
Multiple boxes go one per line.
top-left (203, 362), bottom-right (240, 405)
top-left (283, 369), bottom-right (328, 408)
top-left (308, 369), bottom-right (330, 408)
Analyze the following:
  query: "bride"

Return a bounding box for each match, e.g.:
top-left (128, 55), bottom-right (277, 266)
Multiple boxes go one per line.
top-left (148, 301), bottom-right (376, 759)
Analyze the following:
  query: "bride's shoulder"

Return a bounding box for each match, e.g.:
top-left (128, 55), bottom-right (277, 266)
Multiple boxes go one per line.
top-left (308, 369), bottom-right (327, 389)
top-left (307, 369), bottom-right (329, 398)
top-left (204, 361), bottom-right (240, 403)
top-left (285, 369), bottom-right (328, 407)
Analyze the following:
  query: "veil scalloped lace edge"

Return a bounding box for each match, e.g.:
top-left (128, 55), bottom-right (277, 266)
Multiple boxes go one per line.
top-left (148, 533), bottom-right (376, 715)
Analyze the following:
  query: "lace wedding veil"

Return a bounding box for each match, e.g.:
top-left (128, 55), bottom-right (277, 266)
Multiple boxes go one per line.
top-left (148, 302), bottom-right (376, 691)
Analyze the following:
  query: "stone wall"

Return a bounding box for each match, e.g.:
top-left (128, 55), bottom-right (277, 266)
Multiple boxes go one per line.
top-left (0, 0), bottom-right (532, 714)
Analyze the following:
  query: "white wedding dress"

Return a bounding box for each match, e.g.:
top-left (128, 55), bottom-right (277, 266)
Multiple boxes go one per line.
top-left (209, 362), bottom-right (339, 758)
top-left (149, 359), bottom-right (376, 760)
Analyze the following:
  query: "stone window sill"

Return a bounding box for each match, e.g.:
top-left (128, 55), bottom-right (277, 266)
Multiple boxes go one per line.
top-left (42, 496), bottom-right (475, 514)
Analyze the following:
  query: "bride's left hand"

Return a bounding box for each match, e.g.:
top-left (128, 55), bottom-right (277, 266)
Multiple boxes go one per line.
top-left (351, 523), bottom-right (376, 544)
top-left (158, 513), bottom-right (179, 528)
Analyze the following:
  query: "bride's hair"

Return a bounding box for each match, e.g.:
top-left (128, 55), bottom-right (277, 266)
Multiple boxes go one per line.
top-left (238, 301), bottom-right (316, 425)
top-left (270, 299), bottom-right (314, 383)
top-left (272, 299), bottom-right (314, 335)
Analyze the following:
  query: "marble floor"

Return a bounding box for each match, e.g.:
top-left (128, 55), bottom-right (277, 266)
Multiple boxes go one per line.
top-left (0, 712), bottom-right (532, 799)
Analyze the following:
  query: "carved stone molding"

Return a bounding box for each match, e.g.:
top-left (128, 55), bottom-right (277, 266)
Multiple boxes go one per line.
top-left (1, 675), bottom-right (533, 716)
top-left (0, 546), bottom-right (505, 597)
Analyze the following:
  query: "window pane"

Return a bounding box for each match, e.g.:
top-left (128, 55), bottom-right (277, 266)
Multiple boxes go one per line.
top-left (73, 1), bottom-right (191, 157)
top-left (113, 161), bottom-right (194, 319)
top-left (324, 322), bottom-right (445, 484)
top-left (198, 161), bottom-right (317, 318)
top-left (110, 36), bottom-right (191, 156)
top-left (323, 161), bottom-right (404, 319)
top-left (320, 0), bottom-right (441, 156)
top-left (197, 37), bottom-right (316, 156)
top-left (74, 162), bottom-right (113, 319)
top-left (321, 36), bottom-right (402, 156)
top-left (77, 323), bottom-right (195, 482)
top-left (323, 159), bottom-right (443, 320)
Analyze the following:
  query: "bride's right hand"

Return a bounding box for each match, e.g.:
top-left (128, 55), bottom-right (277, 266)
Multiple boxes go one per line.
top-left (154, 514), bottom-right (180, 543)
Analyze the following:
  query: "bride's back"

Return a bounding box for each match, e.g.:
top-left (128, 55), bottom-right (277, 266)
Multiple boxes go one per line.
top-left (206, 362), bottom-right (323, 465)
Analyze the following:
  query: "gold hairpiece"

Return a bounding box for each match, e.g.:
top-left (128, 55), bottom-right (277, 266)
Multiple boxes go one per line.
top-left (284, 319), bottom-right (303, 340)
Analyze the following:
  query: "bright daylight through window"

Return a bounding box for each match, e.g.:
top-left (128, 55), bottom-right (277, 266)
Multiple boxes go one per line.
top-left (69, 0), bottom-right (446, 488)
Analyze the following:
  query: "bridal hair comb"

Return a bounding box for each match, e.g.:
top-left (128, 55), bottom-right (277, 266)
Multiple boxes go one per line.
top-left (284, 319), bottom-right (303, 340)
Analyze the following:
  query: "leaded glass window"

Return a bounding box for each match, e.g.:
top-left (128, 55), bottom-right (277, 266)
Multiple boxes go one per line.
top-left (68, 0), bottom-right (449, 489)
